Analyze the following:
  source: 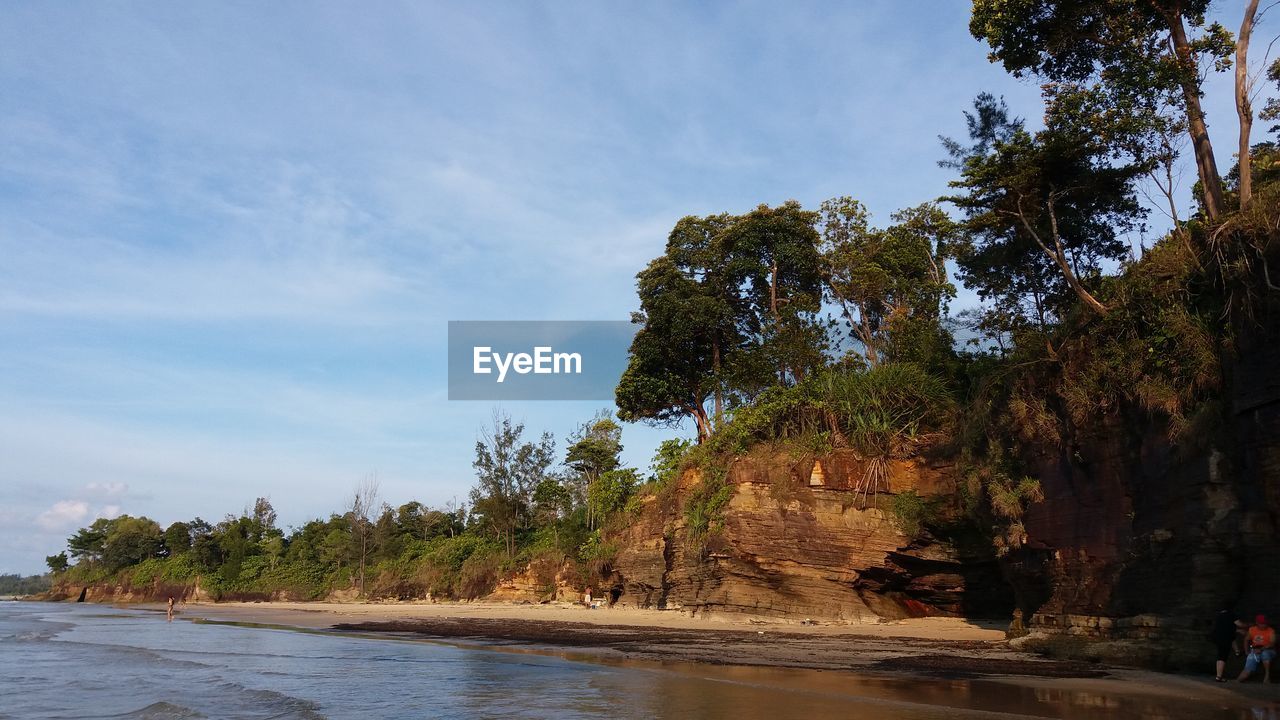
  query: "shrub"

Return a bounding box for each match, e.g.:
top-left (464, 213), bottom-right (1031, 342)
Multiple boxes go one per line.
top-left (684, 460), bottom-right (734, 540)
top-left (888, 490), bottom-right (933, 538)
top-left (457, 546), bottom-right (506, 599)
top-left (818, 363), bottom-right (953, 499)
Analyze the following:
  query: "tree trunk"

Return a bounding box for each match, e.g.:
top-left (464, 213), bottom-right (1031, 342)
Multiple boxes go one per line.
top-left (1166, 10), bottom-right (1226, 220)
top-left (769, 258), bottom-right (780, 322)
top-left (824, 409), bottom-right (848, 447)
top-left (1236, 0), bottom-right (1260, 210)
top-left (712, 340), bottom-right (723, 426)
top-left (358, 534), bottom-right (366, 596)
top-left (688, 404), bottom-right (712, 443)
top-left (1018, 195), bottom-right (1108, 315)
top-left (857, 302), bottom-right (878, 368)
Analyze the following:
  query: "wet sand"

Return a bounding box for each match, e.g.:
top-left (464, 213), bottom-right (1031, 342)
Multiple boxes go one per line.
top-left (154, 600), bottom-right (1279, 713)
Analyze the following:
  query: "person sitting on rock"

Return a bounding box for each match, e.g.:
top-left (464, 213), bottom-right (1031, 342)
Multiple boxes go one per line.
top-left (1238, 614), bottom-right (1275, 683)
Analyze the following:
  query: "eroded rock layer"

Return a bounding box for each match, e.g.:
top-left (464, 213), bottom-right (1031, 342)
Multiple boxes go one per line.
top-left (609, 450), bottom-right (1011, 620)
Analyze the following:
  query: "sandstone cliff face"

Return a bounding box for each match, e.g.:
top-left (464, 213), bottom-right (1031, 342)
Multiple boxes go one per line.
top-left (608, 450), bottom-right (1011, 621)
top-left (1007, 299), bottom-right (1280, 640)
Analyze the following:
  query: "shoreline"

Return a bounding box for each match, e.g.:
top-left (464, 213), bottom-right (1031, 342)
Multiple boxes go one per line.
top-left (133, 599), bottom-right (1278, 711)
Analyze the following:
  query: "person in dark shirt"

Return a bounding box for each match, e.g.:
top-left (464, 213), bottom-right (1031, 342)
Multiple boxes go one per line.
top-left (1211, 607), bottom-right (1246, 682)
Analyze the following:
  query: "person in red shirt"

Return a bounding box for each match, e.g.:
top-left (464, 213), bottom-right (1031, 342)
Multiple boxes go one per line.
top-left (1238, 614), bottom-right (1275, 683)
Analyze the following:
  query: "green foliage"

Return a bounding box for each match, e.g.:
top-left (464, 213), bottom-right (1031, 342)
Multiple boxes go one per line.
top-left (0, 573), bottom-right (51, 596)
top-left (457, 544), bottom-right (507, 599)
top-left (820, 198), bottom-right (958, 368)
top-left (819, 364), bottom-right (952, 454)
top-left (707, 383), bottom-right (823, 455)
top-left (589, 468), bottom-right (639, 523)
top-left (566, 411), bottom-right (626, 530)
top-left (945, 92), bottom-right (1144, 327)
top-left (683, 459), bottom-right (734, 540)
top-left (649, 438), bottom-right (692, 488)
top-left (617, 203), bottom-right (829, 442)
top-left (163, 522), bottom-right (192, 556)
top-left (577, 532), bottom-right (619, 564)
top-left (888, 490), bottom-right (940, 538)
top-left (470, 412), bottom-right (556, 558)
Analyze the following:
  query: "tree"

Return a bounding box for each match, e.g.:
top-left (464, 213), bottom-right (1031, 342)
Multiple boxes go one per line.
top-left (588, 468), bottom-right (639, 523)
top-left (970, 0), bottom-right (1235, 220)
top-left (46, 552), bottom-right (69, 573)
top-left (187, 518), bottom-right (218, 569)
top-left (348, 476), bottom-right (380, 596)
top-left (532, 477), bottom-right (572, 544)
top-left (470, 412), bottom-right (556, 558)
top-left (820, 199), bottom-right (958, 367)
top-left (565, 412), bottom-right (623, 530)
top-left (67, 519), bottom-right (110, 563)
top-left (719, 202), bottom-right (827, 385)
top-left (649, 438), bottom-right (692, 486)
top-left (163, 521), bottom-right (192, 556)
top-left (1234, 0), bottom-right (1262, 209)
top-left (100, 516), bottom-right (163, 571)
top-left (617, 214), bottom-right (751, 443)
top-left (1264, 58), bottom-right (1280, 136)
top-left (617, 205), bottom-right (826, 441)
top-left (249, 497), bottom-right (278, 542)
top-left (945, 93), bottom-right (1145, 329)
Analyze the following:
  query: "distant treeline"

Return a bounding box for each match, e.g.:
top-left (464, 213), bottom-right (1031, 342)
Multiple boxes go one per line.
top-left (48, 411), bottom-right (691, 601)
top-left (0, 573), bottom-right (51, 596)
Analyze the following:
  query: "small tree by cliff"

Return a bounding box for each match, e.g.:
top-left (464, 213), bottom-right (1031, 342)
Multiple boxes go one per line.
top-left (348, 477), bottom-right (379, 597)
top-left (470, 412), bottom-right (556, 559)
top-left (565, 413), bottom-right (623, 530)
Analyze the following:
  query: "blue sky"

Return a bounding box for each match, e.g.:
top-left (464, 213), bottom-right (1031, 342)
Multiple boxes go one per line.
top-left (0, 2), bottom-right (1251, 573)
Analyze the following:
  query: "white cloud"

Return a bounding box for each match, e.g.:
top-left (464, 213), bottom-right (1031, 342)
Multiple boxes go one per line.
top-left (86, 482), bottom-right (128, 496)
top-left (36, 500), bottom-right (90, 531)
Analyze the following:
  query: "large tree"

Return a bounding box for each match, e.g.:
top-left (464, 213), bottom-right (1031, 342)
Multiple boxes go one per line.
top-left (720, 202), bottom-right (827, 385)
top-left (945, 93), bottom-right (1146, 331)
top-left (970, 0), bottom-right (1234, 220)
top-left (617, 204), bottom-right (825, 441)
top-left (616, 254), bottom-right (732, 442)
top-left (820, 199), bottom-right (958, 368)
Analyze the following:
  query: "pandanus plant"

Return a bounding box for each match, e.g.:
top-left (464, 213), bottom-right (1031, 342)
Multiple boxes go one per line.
top-left (818, 364), bottom-right (952, 504)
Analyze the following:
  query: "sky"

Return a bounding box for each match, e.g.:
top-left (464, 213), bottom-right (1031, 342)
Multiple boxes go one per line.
top-left (0, 2), bottom-right (1258, 574)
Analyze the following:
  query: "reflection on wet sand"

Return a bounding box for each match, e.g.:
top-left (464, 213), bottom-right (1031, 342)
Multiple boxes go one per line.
top-left (570, 656), bottom-right (1261, 720)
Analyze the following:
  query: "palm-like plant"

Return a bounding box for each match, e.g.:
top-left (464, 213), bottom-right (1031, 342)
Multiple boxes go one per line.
top-left (818, 364), bottom-right (952, 503)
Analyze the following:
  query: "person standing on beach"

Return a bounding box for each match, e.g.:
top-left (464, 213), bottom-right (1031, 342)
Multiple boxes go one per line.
top-left (166, 597), bottom-right (175, 622)
top-left (1211, 606), bottom-right (1245, 682)
top-left (1239, 614), bottom-right (1275, 683)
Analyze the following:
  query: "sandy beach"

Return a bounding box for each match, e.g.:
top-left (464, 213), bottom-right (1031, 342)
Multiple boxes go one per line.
top-left (147, 599), bottom-right (1279, 712)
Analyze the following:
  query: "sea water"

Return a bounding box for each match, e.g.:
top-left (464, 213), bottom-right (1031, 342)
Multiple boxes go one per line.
top-left (0, 602), bottom-right (1264, 720)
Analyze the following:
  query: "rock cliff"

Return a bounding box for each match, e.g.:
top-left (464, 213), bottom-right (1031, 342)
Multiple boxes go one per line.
top-left (607, 449), bottom-right (1012, 621)
top-left (1005, 295), bottom-right (1280, 640)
